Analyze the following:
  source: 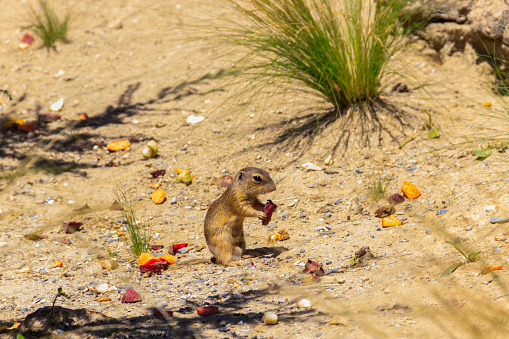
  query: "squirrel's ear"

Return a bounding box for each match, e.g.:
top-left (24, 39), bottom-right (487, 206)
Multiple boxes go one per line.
top-left (236, 171), bottom-right (243, 181)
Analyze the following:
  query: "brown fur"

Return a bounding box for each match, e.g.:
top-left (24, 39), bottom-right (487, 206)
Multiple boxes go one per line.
top-left (204, 167), bottom-right (276, 266)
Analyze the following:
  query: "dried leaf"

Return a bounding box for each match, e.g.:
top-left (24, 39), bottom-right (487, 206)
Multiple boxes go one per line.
top-left (62, 221), bottom-right (83, 234)
top-left (152, 307), bottom-right (174, 320)
top-left (473, 149), bottom-right (492, 161)
top-left (150, 169), bottom-right (166, 178)
top-left (24, 233), bottom-right (44, 241)
top-left (441, 262), bottom-right (463, 277)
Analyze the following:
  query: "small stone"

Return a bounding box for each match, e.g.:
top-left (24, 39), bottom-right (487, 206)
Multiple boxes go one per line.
top-left (297, 298), bottom-right (312, 308)
top-left (324, 212), bottom-right (332, 217)
top-left (466, 226), bottom-right (473, 231)
top-left (100, 259), bottom-right (119, 270)
top-left (436, 209), bottom-right (448, 216)
top-left (490, 217), bottom-right (509, 224)
top-left (170, 197), bottom-right (177, 204)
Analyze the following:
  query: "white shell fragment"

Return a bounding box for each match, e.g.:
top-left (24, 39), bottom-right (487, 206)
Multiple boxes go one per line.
top-left (15, 267), bottom-right (31, 274)
top-left (324, 155), bottom-right (334, 166)
top-left (50, 98), bottom-right (64, 111)
top-left (301, 162), bottom-right (322, 171)
top-left (186, 114), bottom-right (204, 124)
top-left (54, 70), bottom-right (65, 78)
top-left (263, 312), bottom-right (278, 325)
top-left (296, 298), bottom-right (312, 308)
top-left (96, 283), bottom-right (109, 294)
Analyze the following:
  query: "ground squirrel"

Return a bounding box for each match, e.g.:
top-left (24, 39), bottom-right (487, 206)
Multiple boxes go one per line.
top-left (204, 167), bottom-right (276, 266)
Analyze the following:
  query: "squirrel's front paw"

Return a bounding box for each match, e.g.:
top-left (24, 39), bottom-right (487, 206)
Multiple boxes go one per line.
top-left (257, 212), bottom-right (267, 220)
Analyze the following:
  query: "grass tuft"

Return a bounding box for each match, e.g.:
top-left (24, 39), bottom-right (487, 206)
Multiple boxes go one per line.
top-left (26, 0), bottom-right (71, 49)
top-left (368, 176), bottom-right (389, 202)
top-left (197, 0), bottom-right (411, 112)
top-left (114, 186), bottom-right (150, 258)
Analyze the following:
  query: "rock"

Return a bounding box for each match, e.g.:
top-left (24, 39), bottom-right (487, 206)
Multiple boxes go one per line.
top-left (100, 259), bottom-right (119, 270)
top-left (466, 225), bottom-right (473, 231)
top-left (297, 298), bottom-right (312, 308)
top-left (409, 0), bottom-right (509, 75)
top-left (490, 217), bottom-right (509, 224)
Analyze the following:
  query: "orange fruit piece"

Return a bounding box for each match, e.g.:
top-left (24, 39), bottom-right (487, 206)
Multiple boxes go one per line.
top-left (52, 260), bottom-right (63, 268)
top-left (401, 181), bottom-right (421, 199)
top-left (160, 254), bottom-right (177, 264)
top-left (480, 265), bottom-right (503, 275)
top-left (175, 169), bottom-right (190, 175)
top-left (98, 296), bottom-right (112, 302)
top-left (107, 139), bottom-right (130, 151)
top-left (138, 253), bottom-right (157, 267)
top-left (382, 216), bottom-right (403, 227)
top-left (482, 102), bottom-right (491, 107)
top-left (2, 119), bottom-right (24, 129)
top-left (150, 189), bottom-right (166, 204)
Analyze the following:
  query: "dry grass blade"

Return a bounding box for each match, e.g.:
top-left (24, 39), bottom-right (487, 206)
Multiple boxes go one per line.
top-left (189, 0), bottom-right (411, 112)
top-left (26, 0), bottom-right (71, 49)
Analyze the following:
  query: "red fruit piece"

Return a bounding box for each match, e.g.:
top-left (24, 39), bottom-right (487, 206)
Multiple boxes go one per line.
top-left (21, 33), bottom-right (34, 44)
top-left (150, 244), bottom-right (164, 250)
top-left (196, 306), bottom-right (219, 316)
top-left (17, 122), bottom-right (38, 133)
top-left (139, 261), bottom-right (168, 274)
top-left (171, 243), bottom-right (188, 255)
top-left (150, 170), bottom-right (166, 179)
top-left (62, 221), bottom-right (83, 234)
top-left (303, 259), bottom-right (325, 276)
top-left (387, 193), bottom-right (405, 204)
top-left (121, 288), bottom-right (142, 303)
top-left (262, 200), bottom-right (277, 226)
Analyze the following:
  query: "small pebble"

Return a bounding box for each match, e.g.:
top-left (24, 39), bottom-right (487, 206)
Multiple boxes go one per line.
top-left (436, 209), bottom-right (448, 216)
top-left (490, 217), bottom-right (509, 224)
top-left (466, 226), bottom-right (473, 231)
top-left (170, 197), bottom-right (178, 204)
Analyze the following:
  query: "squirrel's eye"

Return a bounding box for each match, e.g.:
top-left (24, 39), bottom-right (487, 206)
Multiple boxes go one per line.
top-left (253, 175), bottom-right (262, 182)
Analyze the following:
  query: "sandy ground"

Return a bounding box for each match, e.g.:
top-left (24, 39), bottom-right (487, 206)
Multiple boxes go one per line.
top-left (2, 1), bottom-right (509, 338)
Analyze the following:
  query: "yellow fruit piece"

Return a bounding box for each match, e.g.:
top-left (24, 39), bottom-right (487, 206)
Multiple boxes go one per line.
top-left (150, 189), bottom-right (166, 204)
top-left (175, 169), bottom-right (190, 174)
top-left (52, 260), bottom-right (63, 268)
top-left (98, 296), bottom-right (111, 302)
top-left (382, 216), bottom-right (403, 227)
top-left (482, 102), bottom-right (491, 107)
top-left (270, 233), bottom-right (282, 242)
top-left (137, 253), bottom-right (156, 267)
top-left (160, 254), bottom-right (177, 264)
top-left (401, 181), bottom-right (421, 199)
top-left (107, 139), bottom-right (130, 151)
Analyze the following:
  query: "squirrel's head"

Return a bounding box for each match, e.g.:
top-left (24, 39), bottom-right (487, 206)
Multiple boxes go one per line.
top-left (234, 167), bottom-right (276, 196)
